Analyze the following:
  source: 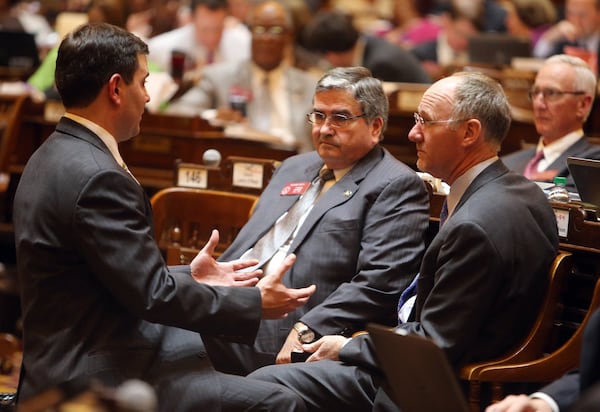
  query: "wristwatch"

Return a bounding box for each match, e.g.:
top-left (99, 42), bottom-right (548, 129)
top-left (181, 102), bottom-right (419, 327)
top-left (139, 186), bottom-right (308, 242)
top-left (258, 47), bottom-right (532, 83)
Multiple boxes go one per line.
top-left (293, 322), bottom-right (316, 344)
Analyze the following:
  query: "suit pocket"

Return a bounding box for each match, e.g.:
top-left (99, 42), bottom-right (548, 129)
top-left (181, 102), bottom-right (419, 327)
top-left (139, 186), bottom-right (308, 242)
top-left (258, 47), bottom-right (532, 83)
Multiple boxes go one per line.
top-left (317, 219), bottom-right (360, 233)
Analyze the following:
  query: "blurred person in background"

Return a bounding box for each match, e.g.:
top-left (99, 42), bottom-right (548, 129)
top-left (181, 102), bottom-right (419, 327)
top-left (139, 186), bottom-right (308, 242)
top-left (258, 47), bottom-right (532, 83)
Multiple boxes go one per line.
top-left (302, 9), bottom-right (431, 84)
top-left (534, 0), bottom-right (600, 74)
top-left (147, 0), bottom-right (250, 80)
top-left (504, 0), bottom-right (557, 47)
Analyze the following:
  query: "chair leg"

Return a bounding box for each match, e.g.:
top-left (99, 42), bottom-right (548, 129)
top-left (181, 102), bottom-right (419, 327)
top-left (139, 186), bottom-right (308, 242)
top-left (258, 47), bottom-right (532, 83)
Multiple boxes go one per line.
top-left (491, 382), bottom-right (504, 404)
top-left (468, 381), bottom-right (482, 412)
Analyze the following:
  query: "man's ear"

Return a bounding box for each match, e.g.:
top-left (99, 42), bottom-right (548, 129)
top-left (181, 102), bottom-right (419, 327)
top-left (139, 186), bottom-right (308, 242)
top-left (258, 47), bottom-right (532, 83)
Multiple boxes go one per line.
top-left (461, 118), bottom-right (482, 147)
top-left (108, 74), bottom-right (122, 103)
top-left (576, 94), bottom-right (593, 121)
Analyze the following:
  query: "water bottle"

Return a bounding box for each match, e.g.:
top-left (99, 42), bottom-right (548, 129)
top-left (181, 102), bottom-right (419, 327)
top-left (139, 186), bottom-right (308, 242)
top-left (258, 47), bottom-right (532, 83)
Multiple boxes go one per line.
top-left (547, 176), bottom-right (570, 203)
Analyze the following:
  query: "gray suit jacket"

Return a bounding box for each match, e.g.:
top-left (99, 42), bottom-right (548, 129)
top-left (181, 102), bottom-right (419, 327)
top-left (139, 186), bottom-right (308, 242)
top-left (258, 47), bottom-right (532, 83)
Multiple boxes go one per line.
top-left (342, 160), bottom-right (559, 374)
top-left (502, 136), bottom-right (600, 193)
top-left (13, 118), bottom-right (262, 410)
top-left (167, 59), bottom-right (317, 152)
top-left (214, 146), bottom-right (429, 366)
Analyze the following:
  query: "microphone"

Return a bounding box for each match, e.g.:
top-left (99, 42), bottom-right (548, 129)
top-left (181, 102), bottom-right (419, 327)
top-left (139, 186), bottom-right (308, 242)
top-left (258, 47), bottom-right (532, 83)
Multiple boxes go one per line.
top-left (202, 149), bottom-right (222, 167)
top-left (114, 379), bottom-right (158, 412)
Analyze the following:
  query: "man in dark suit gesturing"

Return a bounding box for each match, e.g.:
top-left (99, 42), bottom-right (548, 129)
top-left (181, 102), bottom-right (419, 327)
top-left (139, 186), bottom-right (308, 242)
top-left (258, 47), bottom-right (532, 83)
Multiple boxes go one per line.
top-left (247, 71), bottom-right (559, 411)
top-left (13, 22), bottom-right (315, 411)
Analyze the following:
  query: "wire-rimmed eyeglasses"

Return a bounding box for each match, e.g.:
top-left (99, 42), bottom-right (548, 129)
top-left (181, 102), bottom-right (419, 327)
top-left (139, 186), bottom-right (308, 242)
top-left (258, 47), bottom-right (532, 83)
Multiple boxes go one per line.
top-left (306, 112), bottom-right (367, 128)
top-left (413, 112), bottom-right (467, 127)
top-left (527, 88), bottom-right (586, 102)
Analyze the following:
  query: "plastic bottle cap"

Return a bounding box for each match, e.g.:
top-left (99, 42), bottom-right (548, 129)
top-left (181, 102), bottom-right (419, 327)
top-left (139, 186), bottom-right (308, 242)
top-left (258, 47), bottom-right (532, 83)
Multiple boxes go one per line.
top-left (553, 176), bottom-right (567, 185)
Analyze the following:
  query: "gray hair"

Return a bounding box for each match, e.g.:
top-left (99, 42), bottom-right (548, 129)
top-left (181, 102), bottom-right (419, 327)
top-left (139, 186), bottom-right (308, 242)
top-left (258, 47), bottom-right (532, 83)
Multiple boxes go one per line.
top-left (315, 66), bottom-right (389, 140)
top-left (543, 54), bottom-right (597, 119)
top-left (449, 71), bottom-right (512, 151)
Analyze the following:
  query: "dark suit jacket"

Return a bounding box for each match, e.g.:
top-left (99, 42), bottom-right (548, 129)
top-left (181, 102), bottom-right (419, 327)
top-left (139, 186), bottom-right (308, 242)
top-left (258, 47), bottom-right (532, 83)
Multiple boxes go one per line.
top-left (13, 118), bottom-right (263, 410)
top-left (542, 309), bottom-right (600, 410)
top-left (361, 35), bottom-right (432, 84)
top-left (215, 146), bottom-right (429, 364)
top-left (502, 136), bottom-right (600, 192)
top-left (341, 160), bottom-right (559, 377)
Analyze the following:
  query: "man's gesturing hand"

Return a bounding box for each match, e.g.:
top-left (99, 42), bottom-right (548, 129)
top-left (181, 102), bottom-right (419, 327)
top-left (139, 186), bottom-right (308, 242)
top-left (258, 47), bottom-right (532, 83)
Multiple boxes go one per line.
top-left (257, 254), bottom-right (316, 319)
top-left (190, 230), bottom-right (261, 286)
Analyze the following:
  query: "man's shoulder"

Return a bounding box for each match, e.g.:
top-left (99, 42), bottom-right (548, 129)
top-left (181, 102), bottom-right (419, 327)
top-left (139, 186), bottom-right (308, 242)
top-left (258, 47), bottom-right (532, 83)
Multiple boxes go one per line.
top-left (575, 136), bottom-right (600, 156)
top-left (148, 25), bottom-right (192, 48)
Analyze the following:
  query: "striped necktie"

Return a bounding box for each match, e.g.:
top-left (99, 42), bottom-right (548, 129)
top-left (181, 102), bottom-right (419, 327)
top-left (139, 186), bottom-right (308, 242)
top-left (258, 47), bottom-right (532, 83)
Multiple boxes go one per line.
top-left (243, 168), bottom-right (335, 269)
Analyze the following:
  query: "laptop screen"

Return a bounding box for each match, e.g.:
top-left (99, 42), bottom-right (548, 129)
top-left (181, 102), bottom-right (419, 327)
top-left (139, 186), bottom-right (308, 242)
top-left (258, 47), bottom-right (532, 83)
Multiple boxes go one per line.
top-left (567, 157), bottom-right (600, 208)
top-left (0, 30), bottom-right (40, 70)
top-left (468, 34), bottom-right (532, 66)
top-left (367, 323), bottom-right (470, 412)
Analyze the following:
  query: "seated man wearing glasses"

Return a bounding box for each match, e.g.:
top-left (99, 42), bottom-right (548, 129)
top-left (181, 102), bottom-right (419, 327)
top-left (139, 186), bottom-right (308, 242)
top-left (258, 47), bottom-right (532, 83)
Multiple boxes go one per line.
top-left (166, 0), bottom-right (317, 152)
top-left (502, 54), bottom-right (600, 192)
top-left (202, 66), bottom-right (431, 376)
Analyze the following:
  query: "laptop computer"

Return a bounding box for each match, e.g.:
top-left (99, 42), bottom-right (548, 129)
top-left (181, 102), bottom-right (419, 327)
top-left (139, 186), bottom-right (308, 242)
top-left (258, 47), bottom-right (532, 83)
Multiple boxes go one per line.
top-left (468, 34), bottom-right (532, 66)
top-left (367, 323), bottom-right (470, 412)
top-left (567, 157), bottom-right (600, 208)
top-left (0, 30), bottom-right (40, 70)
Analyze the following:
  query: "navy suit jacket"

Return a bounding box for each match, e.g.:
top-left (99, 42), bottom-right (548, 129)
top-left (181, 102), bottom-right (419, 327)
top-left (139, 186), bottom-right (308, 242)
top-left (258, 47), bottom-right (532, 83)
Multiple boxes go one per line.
top-left (218, 146), bottom-right (430, 357)
top-left (502, 136), bottom-right (600, 192)
top-left (13, 118), bottom-right (262, 410)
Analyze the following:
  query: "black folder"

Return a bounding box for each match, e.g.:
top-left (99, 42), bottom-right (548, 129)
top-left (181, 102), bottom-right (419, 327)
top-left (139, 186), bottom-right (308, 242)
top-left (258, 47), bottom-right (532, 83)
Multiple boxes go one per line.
top-left (367, 323), bottom-right (470, 412)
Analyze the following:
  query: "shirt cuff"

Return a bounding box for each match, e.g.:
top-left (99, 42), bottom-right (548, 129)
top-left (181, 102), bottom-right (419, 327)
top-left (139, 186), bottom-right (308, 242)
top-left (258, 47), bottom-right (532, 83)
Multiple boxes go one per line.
top-left (530, 392), bottom-right (559, 412)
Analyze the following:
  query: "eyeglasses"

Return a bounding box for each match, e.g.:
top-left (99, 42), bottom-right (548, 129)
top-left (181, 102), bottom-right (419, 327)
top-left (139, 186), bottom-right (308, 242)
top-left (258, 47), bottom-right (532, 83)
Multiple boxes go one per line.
top-left (527, 88), bottom-right (586, 102)
top-left (306, 112), bottom-right (367, 128)
top-left (251, 25), bottom-right (285, 36)
top-left (413, 112), bottom-right (466, 127)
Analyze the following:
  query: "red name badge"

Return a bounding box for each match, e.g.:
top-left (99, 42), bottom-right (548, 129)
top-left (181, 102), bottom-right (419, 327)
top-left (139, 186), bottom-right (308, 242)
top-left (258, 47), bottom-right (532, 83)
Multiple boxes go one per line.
top-left (281, 182), bottom-right (310, 195)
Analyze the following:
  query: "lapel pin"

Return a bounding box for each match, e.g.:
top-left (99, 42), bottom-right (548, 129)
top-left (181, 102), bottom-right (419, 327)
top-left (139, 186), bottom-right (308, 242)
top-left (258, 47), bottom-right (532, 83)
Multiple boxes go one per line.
top-left (344, 190), bottom-right (353, 197)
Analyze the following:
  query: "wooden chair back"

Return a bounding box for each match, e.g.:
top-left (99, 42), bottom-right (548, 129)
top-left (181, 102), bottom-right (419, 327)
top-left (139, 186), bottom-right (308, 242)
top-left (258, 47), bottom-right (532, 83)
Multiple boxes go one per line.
top-left (0, 93), bottom-right (27, 192)
top-left (459, 250), bottom-right (573, 410)
top-left (476, 275), bottom-right (600, 405)
top-left (461, 201), bottom-right (600, 410)
top-left (150, 187), bottom-right (258, 260)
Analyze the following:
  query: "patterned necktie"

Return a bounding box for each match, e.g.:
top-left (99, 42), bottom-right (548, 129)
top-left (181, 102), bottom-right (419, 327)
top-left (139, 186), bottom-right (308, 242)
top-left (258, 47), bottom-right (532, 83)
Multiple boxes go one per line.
top-left (523, 150), bottom-right (544, 179)
top-left (244, 168), bottom-right (335, 269)
top-left (397, 199), bottom-right (449, 324)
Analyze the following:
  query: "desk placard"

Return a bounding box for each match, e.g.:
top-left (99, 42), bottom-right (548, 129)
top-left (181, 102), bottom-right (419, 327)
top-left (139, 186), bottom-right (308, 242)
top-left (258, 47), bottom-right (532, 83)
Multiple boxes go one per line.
top-left (232, 161), bottom-right (264, 189)
top-left (553, 207), bottom-right (570, 238)
top-left (177, 164), bottom-right (208, 189)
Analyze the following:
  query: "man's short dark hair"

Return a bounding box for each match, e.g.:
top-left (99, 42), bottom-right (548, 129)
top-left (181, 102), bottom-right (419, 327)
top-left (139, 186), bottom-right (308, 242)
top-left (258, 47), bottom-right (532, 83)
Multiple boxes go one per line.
top-left (302, 11), bottom-right (359, 53)
top-left (191, 0), bottom-right (228, 12)
top-left (55, 22), bottom-right (148, 108)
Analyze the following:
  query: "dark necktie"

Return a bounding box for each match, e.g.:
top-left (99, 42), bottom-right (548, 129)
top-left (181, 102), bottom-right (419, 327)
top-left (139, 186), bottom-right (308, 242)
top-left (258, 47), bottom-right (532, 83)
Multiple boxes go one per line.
top-left (523, 150), bottom-right (544, 179)
top-left (397, 199), bottom-right (449, 324)
top-left (244, 168), bottom-right (335, 269)
top-left (439, 198), bottom-right (448, 227)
